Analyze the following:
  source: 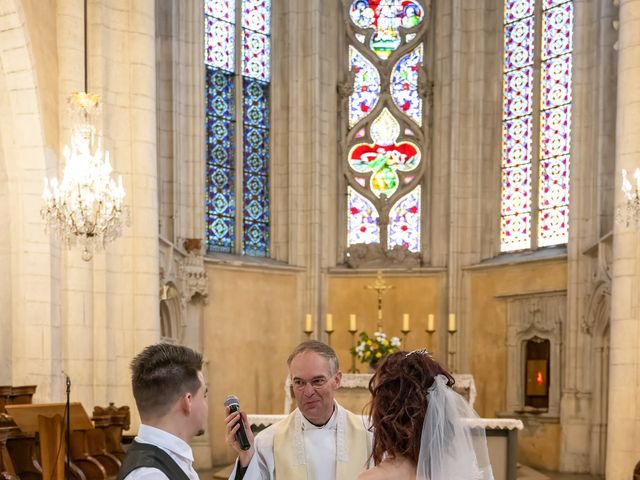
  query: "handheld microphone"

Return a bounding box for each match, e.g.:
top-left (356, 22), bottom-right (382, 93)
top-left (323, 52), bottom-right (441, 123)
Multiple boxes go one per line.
top-left (224, 395), bottom-right (251, 451)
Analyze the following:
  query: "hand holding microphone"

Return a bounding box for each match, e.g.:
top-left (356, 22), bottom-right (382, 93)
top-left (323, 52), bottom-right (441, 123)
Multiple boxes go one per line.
top-left (224, 395), bottom-right (254, 465)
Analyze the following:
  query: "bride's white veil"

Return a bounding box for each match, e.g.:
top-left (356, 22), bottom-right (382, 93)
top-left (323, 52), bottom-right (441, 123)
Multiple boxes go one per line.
top-left (416, 374), bottom-right (494, 480)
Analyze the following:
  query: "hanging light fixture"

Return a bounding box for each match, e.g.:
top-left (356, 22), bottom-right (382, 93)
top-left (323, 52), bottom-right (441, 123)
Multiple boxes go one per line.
top-left (41, 0), bottom-right (128, 261)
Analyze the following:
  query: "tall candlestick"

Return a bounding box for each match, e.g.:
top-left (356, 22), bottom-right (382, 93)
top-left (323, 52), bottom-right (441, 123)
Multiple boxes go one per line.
top-left (349, 314), bottom-right (357, 333)
top-left (427, 314), bottom-right (435, 333)
top-left (305, 314), bottom-right (312, 333)
top-left (448, 313), bottom-right (457, 333)
top-left (325, 314), bottom-right (334, 332)
top-left (402, 313), bottom-right (410, 333)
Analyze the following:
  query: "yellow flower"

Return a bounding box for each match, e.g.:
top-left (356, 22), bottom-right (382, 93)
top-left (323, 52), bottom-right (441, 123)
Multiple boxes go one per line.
top-left (367, 340), bottom-right (372, 345)
top-left (364, 351), bottom-right (371, 359)
top-left (376, 352), bottom-right (382, 358)
top-left (383, 340), bottom-right (389, 346)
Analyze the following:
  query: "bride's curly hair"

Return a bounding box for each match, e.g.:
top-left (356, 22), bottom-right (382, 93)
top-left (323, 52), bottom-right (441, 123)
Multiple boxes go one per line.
top-left (367, 350), bottom-right (454, 465)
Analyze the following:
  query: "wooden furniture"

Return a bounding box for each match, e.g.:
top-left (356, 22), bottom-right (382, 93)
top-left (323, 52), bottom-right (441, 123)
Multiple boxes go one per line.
top-left (1, 385), bottom-right (40, 480)
top-left (92, 405), bottom-right (130, 462)
top-left (0, 426), bottom-right (20, 479)
top-left (6, 403), bottom-right (93, 480)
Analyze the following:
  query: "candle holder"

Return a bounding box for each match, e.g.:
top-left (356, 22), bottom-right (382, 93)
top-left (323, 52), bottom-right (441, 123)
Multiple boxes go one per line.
top-left (304, 329), bottom-right (313, 340)
top-left (447, 329), bottom-right (457, 372)
top-left (401, 327), bottom-right (411, 350)
top-left (425, 327), bottom-right (435, 351)
top-left (348, 329), bottom-right (359, 373)
top-left (325, 329), bottom-right (334, 347)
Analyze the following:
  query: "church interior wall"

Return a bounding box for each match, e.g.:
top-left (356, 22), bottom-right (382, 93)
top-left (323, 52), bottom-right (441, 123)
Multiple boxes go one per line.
top-left (202, 263), bottom-right (302, 465)
top-left (326, 272), bottom-right (446, 371)
top-left (467, 257), bottom-right (568, 471)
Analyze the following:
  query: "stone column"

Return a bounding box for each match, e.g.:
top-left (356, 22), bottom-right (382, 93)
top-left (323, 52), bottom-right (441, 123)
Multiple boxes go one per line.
top-left (607, 0), bottom-right (640, 478)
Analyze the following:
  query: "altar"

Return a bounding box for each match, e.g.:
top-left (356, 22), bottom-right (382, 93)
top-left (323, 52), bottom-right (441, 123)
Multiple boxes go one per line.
top-left (247, 372), bottom-right (522, 480)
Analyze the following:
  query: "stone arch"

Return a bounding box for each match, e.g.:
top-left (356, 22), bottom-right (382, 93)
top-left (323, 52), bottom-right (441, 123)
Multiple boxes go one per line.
top-left (0, 0), bottom-right (57, 394)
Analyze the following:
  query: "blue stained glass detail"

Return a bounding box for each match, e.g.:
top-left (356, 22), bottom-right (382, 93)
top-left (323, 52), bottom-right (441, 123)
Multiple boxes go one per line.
top-left (243, 172), bottom-right (269, 256)
top-left (243, 127), bottom-right (269, 173)
top-left (206, 65), bottom-right (236, 253)
top-left (242, 76), bottom-right (270, 257)
top-left (207, 67), bottom-right (235, 120)
top-left (243, 79), bottom-right (270, 128)
top-left (205, 0), bottom-right (271, 257)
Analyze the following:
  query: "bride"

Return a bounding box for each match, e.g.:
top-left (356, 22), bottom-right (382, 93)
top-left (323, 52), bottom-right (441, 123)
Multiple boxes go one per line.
top-left (358, 350), bottom-right (494, 480)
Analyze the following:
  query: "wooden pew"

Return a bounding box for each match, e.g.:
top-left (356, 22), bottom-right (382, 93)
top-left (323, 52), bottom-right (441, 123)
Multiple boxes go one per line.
top-left (92, 405), bottom-right (130, 462)
top-left (1, 386), bottom-right (41, 480)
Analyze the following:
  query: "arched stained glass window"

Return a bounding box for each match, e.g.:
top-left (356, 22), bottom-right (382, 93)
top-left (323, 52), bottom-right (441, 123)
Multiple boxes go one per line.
top-left (500, 0), bottom-right (573, 252)
top-left (205, 0), bottom-right (271, 257)
top-left (344, 0), bottom-right (428, 258)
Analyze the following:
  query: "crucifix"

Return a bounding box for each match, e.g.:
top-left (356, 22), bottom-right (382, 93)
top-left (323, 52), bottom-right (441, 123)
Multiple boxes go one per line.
top-left (365, 270), bottom-right (394, 331)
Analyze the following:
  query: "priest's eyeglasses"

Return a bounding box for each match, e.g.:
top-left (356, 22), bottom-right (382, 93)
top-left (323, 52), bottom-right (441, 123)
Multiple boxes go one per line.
top-left (291, 376), bottom-right (329, 391)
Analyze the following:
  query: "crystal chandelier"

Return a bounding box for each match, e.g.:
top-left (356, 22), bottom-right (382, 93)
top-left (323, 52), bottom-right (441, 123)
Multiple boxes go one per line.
top-left (41, 0), bottom-right (128, 261)
top-left (42, 92), bottom-right (128, 261)
top-left (616, 168), bottom-right (640, 228)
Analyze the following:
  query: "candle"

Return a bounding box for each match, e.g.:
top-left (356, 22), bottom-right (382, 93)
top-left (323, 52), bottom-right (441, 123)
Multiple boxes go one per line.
top-left (326, 314), bottom-right (334, 332)
top-left (305, 314), bottom-right (312, 332)
top-left (448, 313), bottom-right (456, 333)
top-left (402, 313), bottom-right (410, 332)
top-left (349, 314), bottom-right (357, 332)
top-left (427, 314), bottom-right (435, 333)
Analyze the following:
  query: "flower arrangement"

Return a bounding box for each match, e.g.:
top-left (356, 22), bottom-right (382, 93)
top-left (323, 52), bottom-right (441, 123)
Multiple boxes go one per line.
top-left (351, 331), bottom-right (401, 368)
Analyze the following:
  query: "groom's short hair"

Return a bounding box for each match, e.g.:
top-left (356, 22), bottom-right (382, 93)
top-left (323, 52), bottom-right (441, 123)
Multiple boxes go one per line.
top-left (130, 343), bottom-right (203, 418)
top-left (287, 340), bottom-right (339, 375)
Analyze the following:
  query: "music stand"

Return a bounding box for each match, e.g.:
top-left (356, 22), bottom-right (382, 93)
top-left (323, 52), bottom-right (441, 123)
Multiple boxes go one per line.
top-left (6, 403), bottom-right (93, 480)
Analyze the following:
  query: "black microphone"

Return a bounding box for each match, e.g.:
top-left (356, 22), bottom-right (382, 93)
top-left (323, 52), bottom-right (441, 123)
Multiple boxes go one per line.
top-left (224, 395), bottom-right (251, 451)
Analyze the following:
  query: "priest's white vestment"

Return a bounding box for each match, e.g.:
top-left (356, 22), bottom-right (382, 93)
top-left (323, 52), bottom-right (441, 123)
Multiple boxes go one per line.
top-left (229, 403), bottom-right (372, 480)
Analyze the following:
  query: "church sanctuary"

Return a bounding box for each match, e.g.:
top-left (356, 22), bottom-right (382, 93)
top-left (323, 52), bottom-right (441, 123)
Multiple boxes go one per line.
top-left (0, 0), bottom-right (638, 478)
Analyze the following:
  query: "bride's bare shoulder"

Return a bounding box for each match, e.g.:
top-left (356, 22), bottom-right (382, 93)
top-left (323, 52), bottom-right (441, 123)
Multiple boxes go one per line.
top-left (357, 467), bottom-right (386, 480)
top-left (358, 458), bottom-right (416, 480)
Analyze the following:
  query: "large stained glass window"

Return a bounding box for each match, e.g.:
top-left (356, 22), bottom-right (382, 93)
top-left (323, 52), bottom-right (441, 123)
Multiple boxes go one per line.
top-left (345, 0), bottom-right (428, 256)
top-left (205, 0), bottom-right (271, 256)
top-left (500, 0), bottom-right (572, 252)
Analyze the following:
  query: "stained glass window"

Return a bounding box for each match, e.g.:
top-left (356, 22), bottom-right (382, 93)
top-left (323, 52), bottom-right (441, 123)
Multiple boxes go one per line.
top-left (205, 0), bottom-right (271, 256)
top-left (500, 0), bottom-right (572, 252)
top-left (345, 0), bottom-right (427, 256)
top-left (388, 187), bottom-right (421, 252)
top-left (391, 45), bottom-right (423, 126)
top-left (349, 0), bottom-right (425, 59)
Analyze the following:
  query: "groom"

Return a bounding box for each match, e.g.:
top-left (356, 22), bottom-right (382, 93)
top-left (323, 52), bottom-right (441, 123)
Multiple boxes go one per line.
top-left (225, 340), bottom-right (372, 479)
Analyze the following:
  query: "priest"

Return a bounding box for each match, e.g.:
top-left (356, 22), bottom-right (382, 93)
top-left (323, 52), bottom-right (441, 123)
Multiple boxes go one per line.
top-left (225, 340), bottom-right (372, 480)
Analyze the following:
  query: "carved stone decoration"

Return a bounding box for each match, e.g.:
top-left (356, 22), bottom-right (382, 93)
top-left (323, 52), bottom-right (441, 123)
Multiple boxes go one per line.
top-left (504, 291), bottom-right (566, 417)
top-left (583, 281), bottom-right (611, 335)
top-left (583, 237), bottom-right (612, 335)
top-left (337, 69), bottom-right (356, 99)
top-left (345, 243), bottom-right (421, 268)
top-left (177, 247), bottom-right (209, 306)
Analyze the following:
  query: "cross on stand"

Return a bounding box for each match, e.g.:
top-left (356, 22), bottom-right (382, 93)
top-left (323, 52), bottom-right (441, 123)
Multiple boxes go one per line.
top-left (365, 270), bottom-right (394, 332)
